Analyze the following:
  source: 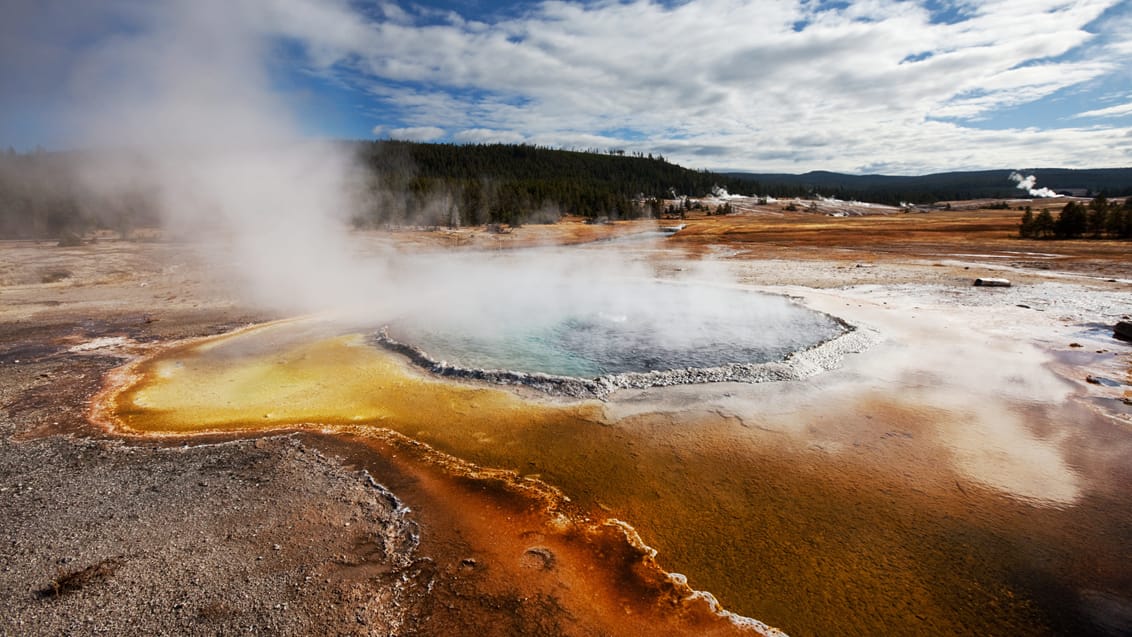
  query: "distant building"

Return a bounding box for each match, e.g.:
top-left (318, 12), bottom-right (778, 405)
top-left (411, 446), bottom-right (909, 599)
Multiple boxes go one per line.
top-left (1056, 188), bottom-right (1089, 197)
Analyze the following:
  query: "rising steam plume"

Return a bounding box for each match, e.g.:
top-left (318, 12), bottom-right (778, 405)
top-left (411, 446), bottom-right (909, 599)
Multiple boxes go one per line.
top-left (1008, 171), bottom-right (1060, 198)
top-left (59, 0), bottom-right (387, 314)
top-left (50, 0), bottom-right (786, 353)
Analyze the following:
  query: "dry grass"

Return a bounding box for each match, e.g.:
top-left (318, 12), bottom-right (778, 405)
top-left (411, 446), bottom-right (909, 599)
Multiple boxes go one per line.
top-left (37, 557), bottom-right (123, 600)
top-left (665, 204), bottom-right (1132, 279)
top-left (375, 203), bottom-right (1131, 274)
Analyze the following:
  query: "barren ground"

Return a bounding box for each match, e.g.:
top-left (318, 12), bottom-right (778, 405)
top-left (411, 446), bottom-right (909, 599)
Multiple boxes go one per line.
top-left (1, 204), bottom-right (1130, 636)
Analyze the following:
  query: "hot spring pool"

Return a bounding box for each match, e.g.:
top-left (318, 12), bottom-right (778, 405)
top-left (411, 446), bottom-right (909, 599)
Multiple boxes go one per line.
top-left (383, 281), bottom-right (847, 379)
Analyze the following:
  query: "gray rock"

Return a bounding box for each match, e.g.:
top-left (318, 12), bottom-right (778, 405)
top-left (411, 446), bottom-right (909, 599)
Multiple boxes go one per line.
top-left (1114, 320), bottom-right (1132, 342)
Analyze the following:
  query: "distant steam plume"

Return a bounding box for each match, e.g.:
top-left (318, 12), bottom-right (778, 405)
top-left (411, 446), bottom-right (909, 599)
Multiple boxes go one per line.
top-left (1009, 172), bottom-right (1060, 198)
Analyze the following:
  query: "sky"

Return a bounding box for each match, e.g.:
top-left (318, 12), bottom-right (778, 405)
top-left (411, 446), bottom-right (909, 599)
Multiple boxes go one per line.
top-left (2, 0), bottom-right (1131, 175)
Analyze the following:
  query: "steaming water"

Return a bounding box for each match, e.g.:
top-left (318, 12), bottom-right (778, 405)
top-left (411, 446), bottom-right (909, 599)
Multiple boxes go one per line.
top-left (388, 282), bottom-right (845, 377)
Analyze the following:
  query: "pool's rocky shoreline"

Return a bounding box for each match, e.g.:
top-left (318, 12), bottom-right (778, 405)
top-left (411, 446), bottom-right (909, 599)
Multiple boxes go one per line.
top-left (371, 316), bottom-right (873, 398)
top-left (372, 320), bottom-right (878, 400)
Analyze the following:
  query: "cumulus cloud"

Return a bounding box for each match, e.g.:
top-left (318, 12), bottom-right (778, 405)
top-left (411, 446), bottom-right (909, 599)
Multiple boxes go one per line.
top-left (278, 0), bottom-right (1131, 172)
top-left (4, 0), bottom-right (1132, 172)
top-left (1074, 99), bottom-right (1132, 119)
top-left (374, 125), bottom-right (446, 141)
top-left (452, 128), bottom-right (528, 144)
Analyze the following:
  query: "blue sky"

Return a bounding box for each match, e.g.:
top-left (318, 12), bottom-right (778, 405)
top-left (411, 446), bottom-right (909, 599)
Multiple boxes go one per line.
top-left (3, 0), bottom-right (1131, 174)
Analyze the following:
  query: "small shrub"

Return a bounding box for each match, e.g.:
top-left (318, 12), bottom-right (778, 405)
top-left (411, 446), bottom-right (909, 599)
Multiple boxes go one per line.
top-left (56, 230), bottom-right (82, 247)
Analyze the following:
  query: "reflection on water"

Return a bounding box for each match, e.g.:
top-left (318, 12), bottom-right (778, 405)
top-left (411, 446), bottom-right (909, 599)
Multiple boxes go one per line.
top-left (99, 319), bottom-right (1132, 637)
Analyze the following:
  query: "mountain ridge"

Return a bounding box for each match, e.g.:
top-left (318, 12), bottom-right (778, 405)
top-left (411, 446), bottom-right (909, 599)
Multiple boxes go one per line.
top-left (721, 167), bottom-right (1132, 201)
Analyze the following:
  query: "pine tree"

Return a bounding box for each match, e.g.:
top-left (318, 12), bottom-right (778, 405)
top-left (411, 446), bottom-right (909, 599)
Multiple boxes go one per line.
top-left (1054, 201), bottom-right (1087, 238)
top-left (1032, 210), bottom-right (1055, 238)
top-left (1086, 195), bottom-right (1109, 238)
top-left (1019, 207), bottom-right (1035, 238)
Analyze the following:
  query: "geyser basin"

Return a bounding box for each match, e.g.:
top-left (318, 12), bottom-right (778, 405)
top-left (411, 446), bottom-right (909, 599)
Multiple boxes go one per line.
top-left (380, 280), bottom-right (849, 394)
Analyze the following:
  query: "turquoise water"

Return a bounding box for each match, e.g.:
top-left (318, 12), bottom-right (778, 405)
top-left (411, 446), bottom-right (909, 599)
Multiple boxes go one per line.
top-left (390, 283), bottom-right (845, 378)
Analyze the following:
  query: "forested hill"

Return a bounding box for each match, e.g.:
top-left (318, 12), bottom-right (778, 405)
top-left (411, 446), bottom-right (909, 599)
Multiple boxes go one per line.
top-left (347, 141), bottom-right (753, 226)
top-left (356, 140), bottom-right (740, 193)
top-left (0, 143), bottom-right (754, 238)
top-left (724, 168), bottom-right (1132, 205)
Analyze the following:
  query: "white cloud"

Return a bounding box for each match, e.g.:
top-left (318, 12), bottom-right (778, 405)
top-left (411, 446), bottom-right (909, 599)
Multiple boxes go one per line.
top-left (7, 0), bottom-right (1132, 172)
top-left (1074, 100), bottom-right (1132, 119)
top-left (452, 128), bottom-right (528, 144)
top-left (292, 0), bottom-right (1129, 171)
top-left (376, 125), bottom-right (446, 141)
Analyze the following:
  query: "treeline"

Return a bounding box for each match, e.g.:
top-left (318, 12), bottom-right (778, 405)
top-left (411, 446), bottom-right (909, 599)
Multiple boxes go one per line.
top-left (1018, 196), bottom-right (1132, 239)
top-left (347, 141), bottom-right (757, 227)
top-left (0, 143), bottom-right (763, 238)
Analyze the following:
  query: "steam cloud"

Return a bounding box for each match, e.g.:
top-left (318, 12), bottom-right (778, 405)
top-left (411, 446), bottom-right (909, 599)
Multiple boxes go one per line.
top-left (711, 185), bottom-right (741, 199)
top-left (1009, 172), bottom-right (1060, 198)
top-left (44, 0), bottom-right (816, 362)
top-left (60, 0), bottom-right (387, 314)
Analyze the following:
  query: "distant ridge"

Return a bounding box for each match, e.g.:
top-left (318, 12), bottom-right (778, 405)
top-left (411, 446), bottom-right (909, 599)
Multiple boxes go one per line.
top-left (723, 168), bottom-right (1132, 203)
